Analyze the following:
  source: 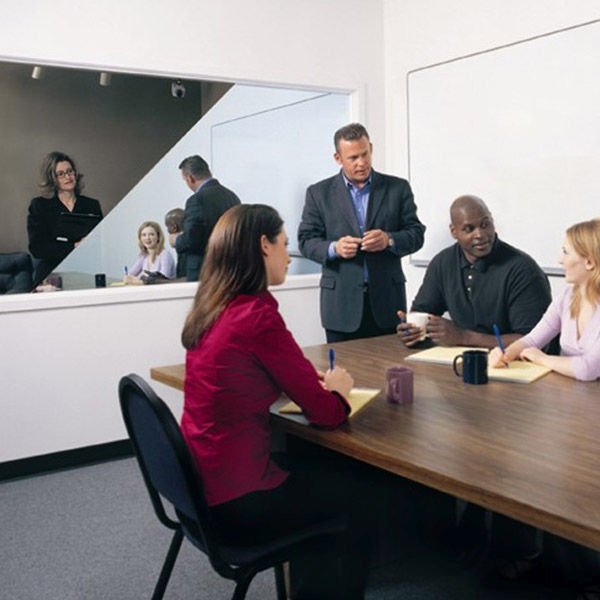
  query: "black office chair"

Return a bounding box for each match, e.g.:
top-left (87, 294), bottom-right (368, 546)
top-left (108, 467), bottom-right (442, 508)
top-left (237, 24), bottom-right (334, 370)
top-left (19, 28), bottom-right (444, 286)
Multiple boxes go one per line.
top-left (118, 374), bottom-right (346, 600)
top-left (0, 252), bottom-right (33, 294)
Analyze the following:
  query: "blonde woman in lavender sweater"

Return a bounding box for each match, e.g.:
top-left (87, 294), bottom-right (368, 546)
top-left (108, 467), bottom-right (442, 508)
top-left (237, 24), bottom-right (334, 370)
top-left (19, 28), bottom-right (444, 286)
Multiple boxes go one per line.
top-left (124, 221), bottom-right (175, 284)
top-left (489, 218), bottom-right (600, 381)
top-left (489, 218), bottom-right (600, 596)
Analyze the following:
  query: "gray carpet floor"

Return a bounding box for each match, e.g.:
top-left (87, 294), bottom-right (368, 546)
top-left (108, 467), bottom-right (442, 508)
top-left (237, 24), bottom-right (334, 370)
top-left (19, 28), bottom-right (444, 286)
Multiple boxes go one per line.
top-left (0, 457), bottom-right (575, 599)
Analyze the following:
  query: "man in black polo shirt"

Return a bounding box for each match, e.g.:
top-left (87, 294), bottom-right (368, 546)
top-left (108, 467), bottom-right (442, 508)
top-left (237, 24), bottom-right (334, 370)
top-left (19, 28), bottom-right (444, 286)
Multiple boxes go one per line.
top-left (398, 195), bottom-right (551, 348)
top-left (398, 194), bottom-right (551, 569)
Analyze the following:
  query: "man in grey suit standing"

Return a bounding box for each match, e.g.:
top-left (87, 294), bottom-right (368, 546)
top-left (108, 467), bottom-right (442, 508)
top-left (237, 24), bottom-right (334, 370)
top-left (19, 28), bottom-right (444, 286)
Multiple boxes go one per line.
top-left (298, 123), bottom-right (425, 342)
top-left (171, 155), bottom-right (240, 281)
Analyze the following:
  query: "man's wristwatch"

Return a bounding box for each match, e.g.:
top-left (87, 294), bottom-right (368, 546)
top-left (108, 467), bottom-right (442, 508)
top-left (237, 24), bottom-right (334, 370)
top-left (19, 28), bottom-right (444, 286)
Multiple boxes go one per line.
top-left (387, 234), bottom-right (394, 248)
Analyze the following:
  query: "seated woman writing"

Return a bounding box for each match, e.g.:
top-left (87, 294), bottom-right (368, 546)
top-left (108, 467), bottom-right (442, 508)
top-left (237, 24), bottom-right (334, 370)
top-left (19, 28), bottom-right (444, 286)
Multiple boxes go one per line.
top-left (179, 203), bottom-right (371, 599)
top-left (488, 218), bottom-right (600, 597)
top-left (489, 218), bottom-right (600, 381)
top-left (124, 221), bottom-right (175, 284)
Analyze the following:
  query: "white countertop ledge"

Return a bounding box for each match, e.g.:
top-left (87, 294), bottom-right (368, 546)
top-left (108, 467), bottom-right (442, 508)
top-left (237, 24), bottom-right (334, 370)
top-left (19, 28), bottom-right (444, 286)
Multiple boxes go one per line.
top-left (0, 273), bottom-right (321, 314)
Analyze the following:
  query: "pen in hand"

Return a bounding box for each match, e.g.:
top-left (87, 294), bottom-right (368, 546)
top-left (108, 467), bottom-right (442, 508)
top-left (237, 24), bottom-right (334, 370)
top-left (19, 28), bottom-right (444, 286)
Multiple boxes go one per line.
top-left (492, 323), bottom-right (505, 353)
top-left (329, 348), bottom-right (335, 371)
top-left (492, 323), bottom-right (508, 365)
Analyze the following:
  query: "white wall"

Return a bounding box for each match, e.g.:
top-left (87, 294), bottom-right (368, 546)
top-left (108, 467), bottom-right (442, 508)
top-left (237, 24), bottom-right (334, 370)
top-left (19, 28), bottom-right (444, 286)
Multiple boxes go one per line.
top-left (0, 276), bottom-right (324, 462)
top-left (0, 0), bottom-right (383, 462)
top-left (383, 0), bottom-right (600, 302)
top-left (1, 0), bottom-right (385, 152)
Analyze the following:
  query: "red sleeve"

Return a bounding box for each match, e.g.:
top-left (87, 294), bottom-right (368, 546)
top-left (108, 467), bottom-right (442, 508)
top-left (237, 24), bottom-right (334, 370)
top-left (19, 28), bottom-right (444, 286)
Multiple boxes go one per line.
top-left (249, 303), bottom-right (350, 428)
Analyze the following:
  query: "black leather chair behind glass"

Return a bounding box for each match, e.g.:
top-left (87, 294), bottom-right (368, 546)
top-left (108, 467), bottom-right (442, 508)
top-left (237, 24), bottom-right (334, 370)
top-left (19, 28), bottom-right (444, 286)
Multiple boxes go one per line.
top-left (0, 252), bottom-right (33, 294)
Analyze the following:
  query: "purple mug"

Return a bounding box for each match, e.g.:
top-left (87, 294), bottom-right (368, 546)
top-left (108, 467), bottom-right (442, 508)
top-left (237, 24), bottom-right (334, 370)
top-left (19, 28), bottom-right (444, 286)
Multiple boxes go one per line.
top-left (385, 365), bottom-right (414, 404)
top-left (47, 275), bottom-right (63, 289)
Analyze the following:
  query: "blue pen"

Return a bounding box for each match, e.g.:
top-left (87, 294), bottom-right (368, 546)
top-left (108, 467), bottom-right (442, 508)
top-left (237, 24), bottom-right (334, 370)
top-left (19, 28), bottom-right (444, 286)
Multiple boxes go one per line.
top-left (400, 315), bottom-right (408, 335)
top-left (492, 323), bottom-right (506, 355)
top-left (124, 266), bottom-right (128, 276)
top-left (329, 348), bottom-right (335, 371)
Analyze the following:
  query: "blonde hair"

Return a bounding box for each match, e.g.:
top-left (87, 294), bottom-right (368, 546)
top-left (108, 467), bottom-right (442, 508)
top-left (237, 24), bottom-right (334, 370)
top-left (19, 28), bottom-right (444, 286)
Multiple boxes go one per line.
top-left (137, 221), bottom-right (165, 262)
top-left (566, 218), bottom-right (600, 317)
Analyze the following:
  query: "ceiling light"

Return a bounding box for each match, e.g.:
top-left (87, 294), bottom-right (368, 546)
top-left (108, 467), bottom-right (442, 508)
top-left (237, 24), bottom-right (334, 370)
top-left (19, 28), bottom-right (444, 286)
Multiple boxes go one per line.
top-left (99, 72), bottom-right (112, 86)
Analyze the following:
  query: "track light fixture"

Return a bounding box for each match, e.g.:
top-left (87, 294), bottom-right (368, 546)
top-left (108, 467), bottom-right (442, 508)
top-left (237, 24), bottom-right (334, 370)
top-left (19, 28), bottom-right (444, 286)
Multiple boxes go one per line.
top-left (99, 72), bottom-right (112, 86)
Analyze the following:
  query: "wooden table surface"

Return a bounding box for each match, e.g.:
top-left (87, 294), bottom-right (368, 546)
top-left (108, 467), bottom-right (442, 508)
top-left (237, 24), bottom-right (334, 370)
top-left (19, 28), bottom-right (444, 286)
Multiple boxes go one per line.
top-left (150, 334), bottom-right (600, 551)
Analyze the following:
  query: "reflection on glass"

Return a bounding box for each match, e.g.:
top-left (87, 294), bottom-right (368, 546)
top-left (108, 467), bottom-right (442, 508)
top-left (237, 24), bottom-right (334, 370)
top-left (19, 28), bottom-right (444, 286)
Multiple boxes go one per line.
top-left (57, 84), bottom-right (350, 287)
top-left (0, 60), bottom-right (216, 295)
top-left (27, 151), bottom-right (103, 287)
top-left (0, 60), bottom-right (349, 294)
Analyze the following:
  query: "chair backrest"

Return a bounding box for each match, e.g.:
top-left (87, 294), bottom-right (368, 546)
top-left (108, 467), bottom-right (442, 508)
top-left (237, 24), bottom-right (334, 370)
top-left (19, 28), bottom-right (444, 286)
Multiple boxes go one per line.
top-left (118, 374), bottom-right (220, 557)
top-left (0, 252), bottom-right (33, 294)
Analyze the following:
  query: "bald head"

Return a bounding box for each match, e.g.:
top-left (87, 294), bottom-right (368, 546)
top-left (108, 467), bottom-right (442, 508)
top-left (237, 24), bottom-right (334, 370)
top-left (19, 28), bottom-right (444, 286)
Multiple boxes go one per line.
top-left (450, 195), bottom-right (491, 225)
top-left (165, 207), bottom-right (184, 234)
top-left (449, 195), bottom-right (496, 264)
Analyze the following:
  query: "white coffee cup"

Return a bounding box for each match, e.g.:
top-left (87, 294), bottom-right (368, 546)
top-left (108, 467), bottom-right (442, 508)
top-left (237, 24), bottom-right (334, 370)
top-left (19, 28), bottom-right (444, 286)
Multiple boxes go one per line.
top-left (406, 311), bottom-right (429, 341)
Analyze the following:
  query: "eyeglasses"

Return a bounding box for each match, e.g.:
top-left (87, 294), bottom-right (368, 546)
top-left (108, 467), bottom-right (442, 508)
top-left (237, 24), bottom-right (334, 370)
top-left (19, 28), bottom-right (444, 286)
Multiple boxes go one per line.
top-left (55, 168), bottom-right (75, 179)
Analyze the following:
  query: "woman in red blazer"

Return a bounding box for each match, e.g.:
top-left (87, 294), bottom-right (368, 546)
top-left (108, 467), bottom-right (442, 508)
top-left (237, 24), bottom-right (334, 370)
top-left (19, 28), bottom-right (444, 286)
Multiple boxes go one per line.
top-left (180, 204), bottom-right (371, 599)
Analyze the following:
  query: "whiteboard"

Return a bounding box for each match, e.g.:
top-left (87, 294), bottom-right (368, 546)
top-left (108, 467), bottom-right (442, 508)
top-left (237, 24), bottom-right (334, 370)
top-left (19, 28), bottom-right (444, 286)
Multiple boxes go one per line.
top-left (408, 19), bottom-right (600, 273)
top-left (211, 92), bottom-right (350, 254)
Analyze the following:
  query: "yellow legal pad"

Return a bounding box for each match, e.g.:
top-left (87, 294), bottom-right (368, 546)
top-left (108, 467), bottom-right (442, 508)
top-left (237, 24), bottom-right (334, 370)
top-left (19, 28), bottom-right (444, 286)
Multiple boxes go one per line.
top-left (279, 388), bottom-right (380, 417)
top-left (405, 346), bottom-right (551, 384)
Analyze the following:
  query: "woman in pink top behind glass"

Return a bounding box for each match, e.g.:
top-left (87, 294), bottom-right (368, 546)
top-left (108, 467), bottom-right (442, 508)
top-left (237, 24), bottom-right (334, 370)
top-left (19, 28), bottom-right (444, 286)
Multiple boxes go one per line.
top-left (124, 221), bottom-right (175, 284)
top-left (489, 218), bottom-right (600, 381)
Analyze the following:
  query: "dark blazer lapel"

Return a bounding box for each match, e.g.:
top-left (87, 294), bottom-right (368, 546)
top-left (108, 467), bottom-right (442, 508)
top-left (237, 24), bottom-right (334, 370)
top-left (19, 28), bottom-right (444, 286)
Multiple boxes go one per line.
top-left (366, 170), bottom-right (385, 229)
top-left (334, 172), bottom-right (362, 236)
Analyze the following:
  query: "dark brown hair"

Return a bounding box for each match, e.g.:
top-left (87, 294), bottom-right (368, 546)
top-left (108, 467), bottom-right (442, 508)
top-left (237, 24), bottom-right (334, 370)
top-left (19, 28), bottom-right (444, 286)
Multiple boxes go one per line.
top-left (39, 151), bottom-right (84, 197)
top-left (178, 155), bottom-right (211, 179)
top-left (181, 204), bottom-right (283, 349)
top-left (333, 122), bottom-right (370, 152)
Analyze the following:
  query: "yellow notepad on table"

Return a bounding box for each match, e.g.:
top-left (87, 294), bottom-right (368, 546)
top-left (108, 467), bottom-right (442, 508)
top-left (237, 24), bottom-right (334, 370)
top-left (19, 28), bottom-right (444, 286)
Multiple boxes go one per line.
top-left (279, 388), bottom-right (380, 418)
top-left (405, 346), bottom-right (551, 383)
top-left (487, 361), bottom-right (551, 383)
top-left (405, 346), bottom-right (482, 366)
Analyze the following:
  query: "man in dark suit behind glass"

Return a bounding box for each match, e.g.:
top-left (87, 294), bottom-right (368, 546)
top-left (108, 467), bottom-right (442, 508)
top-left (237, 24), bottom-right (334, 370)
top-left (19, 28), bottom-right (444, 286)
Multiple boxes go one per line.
top-left (171, 155), bottom-right (240, 281)
top-left (298, 123), bottom-right (425, 342)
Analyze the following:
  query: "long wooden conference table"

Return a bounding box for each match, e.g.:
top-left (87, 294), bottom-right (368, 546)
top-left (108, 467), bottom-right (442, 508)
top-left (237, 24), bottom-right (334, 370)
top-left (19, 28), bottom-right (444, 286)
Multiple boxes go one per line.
top-left (150, 334), bottom-right (600, 551)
